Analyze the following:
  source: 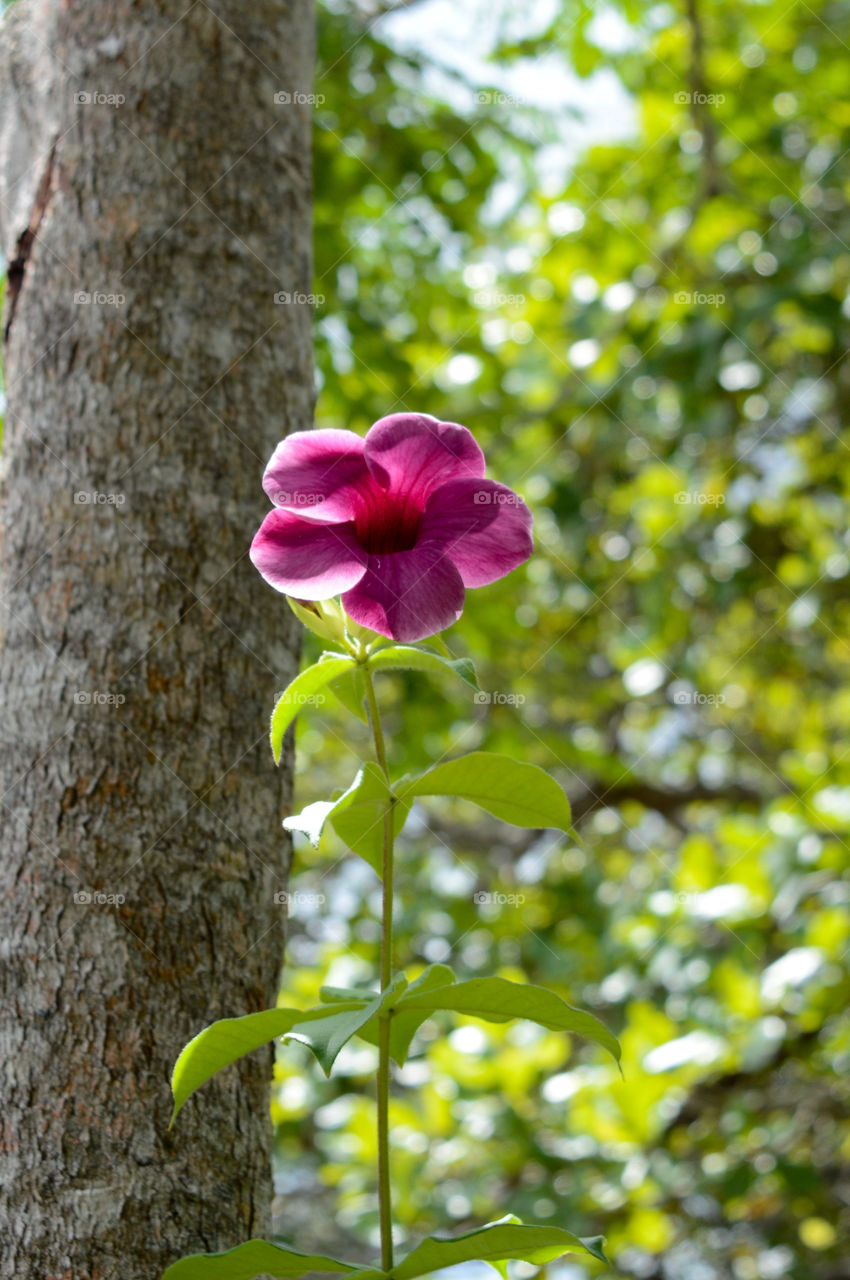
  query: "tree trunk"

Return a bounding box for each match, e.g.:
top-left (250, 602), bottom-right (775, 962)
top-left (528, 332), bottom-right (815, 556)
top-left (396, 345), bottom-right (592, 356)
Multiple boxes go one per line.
top-left (0, 1), bottom-right (314, 1275)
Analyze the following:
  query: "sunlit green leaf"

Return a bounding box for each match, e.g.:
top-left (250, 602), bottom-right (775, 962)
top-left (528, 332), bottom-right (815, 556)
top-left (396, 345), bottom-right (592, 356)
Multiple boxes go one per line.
top-left (328, 763), bottom-right (411, 876)
top-left (397, 976), bottom-right (620, 1063)
top-left (356, 1218), bottom-right (607, 1280)
top-left (170, 998), bottom-right (386, 1121)
top-left (270, 657), bottom-right (355, 764)
top-left (283, 998), bottom-right (382, 1076)
top-left (399, 752), bottom-right (572, 832)
top-left (287, 974), bottom-right (408, 1073)
top-left (328, 664), bottom-right (368, 722)
top-left (282, 765), bottom-right (411, 872)
top-left (283, 799), bottom-right (337, 847)
top-left (172, 1007), bottom-right (324, 1123)
top-left (162, 1238), bottom-right (359, 1280)
top-left (288, 597), bottom-right (349, 648)
top-left (351, 964), bottom-right (457, 1064)
top-left (367, 644), bottom-right (479, 690)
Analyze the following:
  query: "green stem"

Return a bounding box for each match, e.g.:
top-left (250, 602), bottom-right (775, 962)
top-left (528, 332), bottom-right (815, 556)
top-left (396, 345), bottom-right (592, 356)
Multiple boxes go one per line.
top-left (362, 661), bottom-right (394, 1273)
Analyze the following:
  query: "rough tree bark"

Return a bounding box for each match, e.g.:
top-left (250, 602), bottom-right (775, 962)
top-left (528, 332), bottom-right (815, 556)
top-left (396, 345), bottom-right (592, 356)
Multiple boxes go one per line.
top-left (0, 1), bottom-right (314, 1275)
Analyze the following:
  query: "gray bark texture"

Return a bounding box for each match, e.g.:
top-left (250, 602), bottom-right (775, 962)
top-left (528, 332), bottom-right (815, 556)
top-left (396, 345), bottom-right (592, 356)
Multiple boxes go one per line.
top-left (0, 0), bottom-right (314, 1275)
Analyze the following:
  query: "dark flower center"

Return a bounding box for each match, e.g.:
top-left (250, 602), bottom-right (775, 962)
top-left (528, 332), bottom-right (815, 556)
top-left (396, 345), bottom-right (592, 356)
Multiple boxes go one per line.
top-left (355, 490), bottom-right (423, 555)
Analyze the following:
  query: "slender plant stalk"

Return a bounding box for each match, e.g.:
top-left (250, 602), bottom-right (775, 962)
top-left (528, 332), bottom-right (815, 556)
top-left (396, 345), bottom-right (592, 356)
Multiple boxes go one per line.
top-left (362, 661), bottom-right (395, 1272)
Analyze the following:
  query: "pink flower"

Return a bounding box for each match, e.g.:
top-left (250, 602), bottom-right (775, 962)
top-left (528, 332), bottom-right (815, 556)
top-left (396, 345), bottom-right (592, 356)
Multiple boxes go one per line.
top-left (250, 413), bottom-right (533, 642)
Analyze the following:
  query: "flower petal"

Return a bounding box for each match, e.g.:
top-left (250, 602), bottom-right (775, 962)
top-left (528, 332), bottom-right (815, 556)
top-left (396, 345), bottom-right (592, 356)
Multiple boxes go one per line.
top-left (262, 429), bottom-right (371, 523)
top-left (364, 413), bottom-right (485, 506)
top-left (418, 478), bottom-right (533, 587)
top-left (250, 509), bottom-right (367, 599)
top-left (342, 545), bottom-right (465, 642)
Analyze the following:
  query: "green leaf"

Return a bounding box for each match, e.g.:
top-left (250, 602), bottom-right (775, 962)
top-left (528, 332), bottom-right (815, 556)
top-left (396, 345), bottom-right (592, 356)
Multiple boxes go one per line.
top-left (396, 976), bottom-right (620, 1064)
top-left (420, 633), bottom-right (452, 657)
top-left (283, 996), bottom-right (381, 1076)
top-left (367, 644), bottom-right (479, 690)
top-left (328, 664), bottom-right (368, 722)
top-left (162, 1238), bottom-right (359, 1280)
top-left (318, 983), bottom-right (379, 1005)
top-left (398, 752), bottom-right (572, 832)
top-left (282, 765), bottom-right (411, 872)
top-left (356, 1219), bottom-right (606, 1280)
top-left (171, 1007), bottom-right (307, 1123)
top-left (287, 974), bottom-right (408, 1073)
top-left (352, 964), bottom-right (457, 1064)
top-left (387, 963), bottom-right (456, 1063)
top-left (341, 608), bottom-right (382, 646)
top-left (287, 597), bottom-right (349, 648)
top-left (170, 1000), bottom-right (376, 1121)
top-left (283, 799), bottom-right (337, 847)
top-left (270, 657), bottom-right (354, 764)
top-left (403, 962), bottom-right (456, 993)
top-left (328, 763), bottom-right (411, 877)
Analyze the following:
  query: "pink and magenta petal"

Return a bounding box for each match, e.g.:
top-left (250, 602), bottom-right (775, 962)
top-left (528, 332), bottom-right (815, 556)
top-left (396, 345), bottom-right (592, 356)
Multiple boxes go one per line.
top-left (417, 478), bottom-right (533, 587)
top-left (364, 413), bottom-right (485, 506)
top-left (250, 509), bottom-right (367, 599)
top-left (342, 545), bottom-right (465, 643)
top-left (262, 429), bottom-right (371, 523)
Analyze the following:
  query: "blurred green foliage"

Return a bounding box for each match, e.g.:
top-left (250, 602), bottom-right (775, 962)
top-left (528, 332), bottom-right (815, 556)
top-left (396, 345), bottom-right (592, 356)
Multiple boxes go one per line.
top-left (276, 1), bottom-right (850, 1277)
